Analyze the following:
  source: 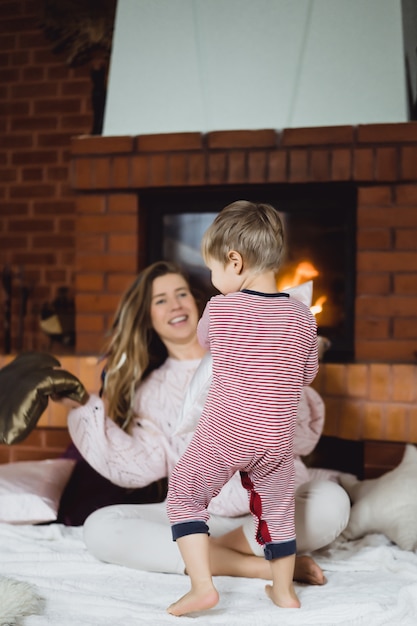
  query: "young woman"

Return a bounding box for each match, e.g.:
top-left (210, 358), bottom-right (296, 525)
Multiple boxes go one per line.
top-left (65, 261), bottom-right (350, 585)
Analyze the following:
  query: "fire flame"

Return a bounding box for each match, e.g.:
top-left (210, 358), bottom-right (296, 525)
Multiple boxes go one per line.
top-left (310, 295), bottom-right (327, 316)
top-left (277, 261), bottom-right (319, 290)
top-left (277, 261), bottom-right (326, 318)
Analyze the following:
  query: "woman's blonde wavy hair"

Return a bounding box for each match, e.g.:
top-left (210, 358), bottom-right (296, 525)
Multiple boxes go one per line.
top-left (102, 261), bottom-right (198, 429)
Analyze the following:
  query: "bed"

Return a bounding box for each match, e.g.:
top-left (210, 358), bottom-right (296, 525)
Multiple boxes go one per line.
top-left (1, 440), bottom-right (417, 626)
top-left (1, 353), bottom-right (417, 624)
top-left (1, 522), bottom-right (417, 625)
top-left (1, 450), bottom-right (417, 626)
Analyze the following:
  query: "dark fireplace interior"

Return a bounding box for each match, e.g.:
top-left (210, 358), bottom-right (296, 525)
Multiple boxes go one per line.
top-left (144, 182), bottom-right (357, 362)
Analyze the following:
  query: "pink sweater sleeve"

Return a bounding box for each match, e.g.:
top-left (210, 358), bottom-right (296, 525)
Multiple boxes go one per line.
top-left (294, 386), bottom-right (325, 457)
top-left (197, 303), bottom-right (211, 349)
top-left (293, 386), bottom-right (325, 487)
top-left (67, 359), bottom-right (201, 490)
top-left (67, 394), bottom-right (171, 489)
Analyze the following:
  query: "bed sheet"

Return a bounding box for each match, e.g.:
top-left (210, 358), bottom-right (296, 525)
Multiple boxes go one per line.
top-left (1, 523), bottom-right (417, 625)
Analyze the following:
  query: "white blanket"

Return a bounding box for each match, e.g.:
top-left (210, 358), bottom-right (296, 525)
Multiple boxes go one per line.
top-left (1, 523), bottom-right (417, 625)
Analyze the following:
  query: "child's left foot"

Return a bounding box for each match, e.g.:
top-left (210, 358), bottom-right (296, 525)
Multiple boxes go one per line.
top-left (265, 584), bottom-right (301, 608)
top-left (167, 585), bottom-right (219, 616)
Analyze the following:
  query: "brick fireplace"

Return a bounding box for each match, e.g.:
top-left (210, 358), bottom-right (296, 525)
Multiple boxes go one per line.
top-left (69, 123), bottom-right (417, 446)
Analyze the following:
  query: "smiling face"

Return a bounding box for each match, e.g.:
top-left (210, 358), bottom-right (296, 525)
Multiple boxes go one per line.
top-left (150, 273), bottom-right (200, 353)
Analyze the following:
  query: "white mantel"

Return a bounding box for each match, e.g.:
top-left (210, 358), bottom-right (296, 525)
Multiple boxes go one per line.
top-left (104, 0), bottom-right (409, 136)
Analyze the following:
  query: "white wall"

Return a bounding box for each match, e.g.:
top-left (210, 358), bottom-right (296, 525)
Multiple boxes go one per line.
top-left (103, 0), bottom-right (408, 136)
top-left (402, 0), bottom-right (417, 112)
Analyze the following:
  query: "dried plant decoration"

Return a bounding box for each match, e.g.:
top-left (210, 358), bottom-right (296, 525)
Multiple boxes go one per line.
top-left (38, 0), bottom-right (117, 134)
top-left (39, 0), bottom-right (117, 67)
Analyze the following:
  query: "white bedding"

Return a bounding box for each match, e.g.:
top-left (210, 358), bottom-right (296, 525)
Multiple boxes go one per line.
top-left (1, 523), bottom-right (417, 625)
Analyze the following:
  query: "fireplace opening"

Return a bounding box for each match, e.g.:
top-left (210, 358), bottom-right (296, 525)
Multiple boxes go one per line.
top-left (144, 183), bottom-right (356, 362)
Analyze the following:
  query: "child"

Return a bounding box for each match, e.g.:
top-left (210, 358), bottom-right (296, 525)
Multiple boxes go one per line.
top-left (166, 200), bottom-right (319, 616)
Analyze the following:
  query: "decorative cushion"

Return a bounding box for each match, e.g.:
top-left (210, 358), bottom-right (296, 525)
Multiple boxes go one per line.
top-left (0, 458), bottom-right (76, 524)
top-left (0, 352), bottom-right (88, 445)
top-left (340, 444), bottom-right (417, 551)
top-left (175, 351), bottom-right (212, 435)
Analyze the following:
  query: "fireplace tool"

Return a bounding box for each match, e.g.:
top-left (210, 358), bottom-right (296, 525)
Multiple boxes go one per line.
top-left (2, 265), bottom-right (12, 354)
top-left (1, 265), bottom-right (31, 353)
top-left (16, 266), bottom-right (30, 352)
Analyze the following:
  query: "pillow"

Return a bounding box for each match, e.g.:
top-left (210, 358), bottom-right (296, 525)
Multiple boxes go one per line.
top-left (175, 352), bottom-right (212, 435)
top-left (0, 458), bottom-right (76, 524)
top-left (340, 444), bottom-right (417, 551)
top-left (175, 281), bottom-right (314, 436)
top-left (283, 280), bottom-right (313, 307)
top-left (0, 352), bottom-right (88, 445)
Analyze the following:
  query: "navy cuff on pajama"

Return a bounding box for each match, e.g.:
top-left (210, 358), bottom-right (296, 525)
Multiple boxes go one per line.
top-left (264, 539), bottom-right (297, 560)
top-left (171, 521), bottom-right (209, 541)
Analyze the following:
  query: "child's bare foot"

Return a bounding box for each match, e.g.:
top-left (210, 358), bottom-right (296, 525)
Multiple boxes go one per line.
top-left (265, 583), bottom-right (301, 608)
top-left (294, 555), bottom-right (326, 585)
top-left (167, 584), bottom-right (219, 616)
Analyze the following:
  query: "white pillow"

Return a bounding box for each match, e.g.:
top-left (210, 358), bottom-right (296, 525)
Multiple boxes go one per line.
top-left (0, 458), bottom-right (75, 524)
top-left (340, 444), bottom-right (417, 551)
top-left (282, 280), bottom-right (313, 307)
top-left (175, 281), bottom-right (314, 436)
top-left (175, 352), bottom-right (212, 436)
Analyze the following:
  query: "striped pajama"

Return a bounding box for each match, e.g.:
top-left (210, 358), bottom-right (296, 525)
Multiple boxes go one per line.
top-left (167, 289), bottom-right (318, 560)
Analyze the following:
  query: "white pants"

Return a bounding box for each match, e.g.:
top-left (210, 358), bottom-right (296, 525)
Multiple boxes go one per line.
top-left (83, 479), bottom-right (350, 575)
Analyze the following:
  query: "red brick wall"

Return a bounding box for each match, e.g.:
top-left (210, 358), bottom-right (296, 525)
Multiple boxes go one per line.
top-left (356, 184), bottom-right (417, 360)
top-left (0, 427), bottom-right (71, 464)
top-left (0, 0), bottom-right (93, 353)
top-left (70, 126), bottom-right (417, 362)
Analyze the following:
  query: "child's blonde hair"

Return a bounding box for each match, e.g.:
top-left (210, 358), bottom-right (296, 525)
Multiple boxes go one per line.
top-left (201, 200), bottom-right (285, 272)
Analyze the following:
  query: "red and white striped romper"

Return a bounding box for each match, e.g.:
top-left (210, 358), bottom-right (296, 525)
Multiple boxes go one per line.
top-left (167, 289), bottom-right (318, 559)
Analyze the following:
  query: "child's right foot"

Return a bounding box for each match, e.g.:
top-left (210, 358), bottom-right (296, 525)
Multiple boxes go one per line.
top-left (167, 585), bottom-right (219, 616)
